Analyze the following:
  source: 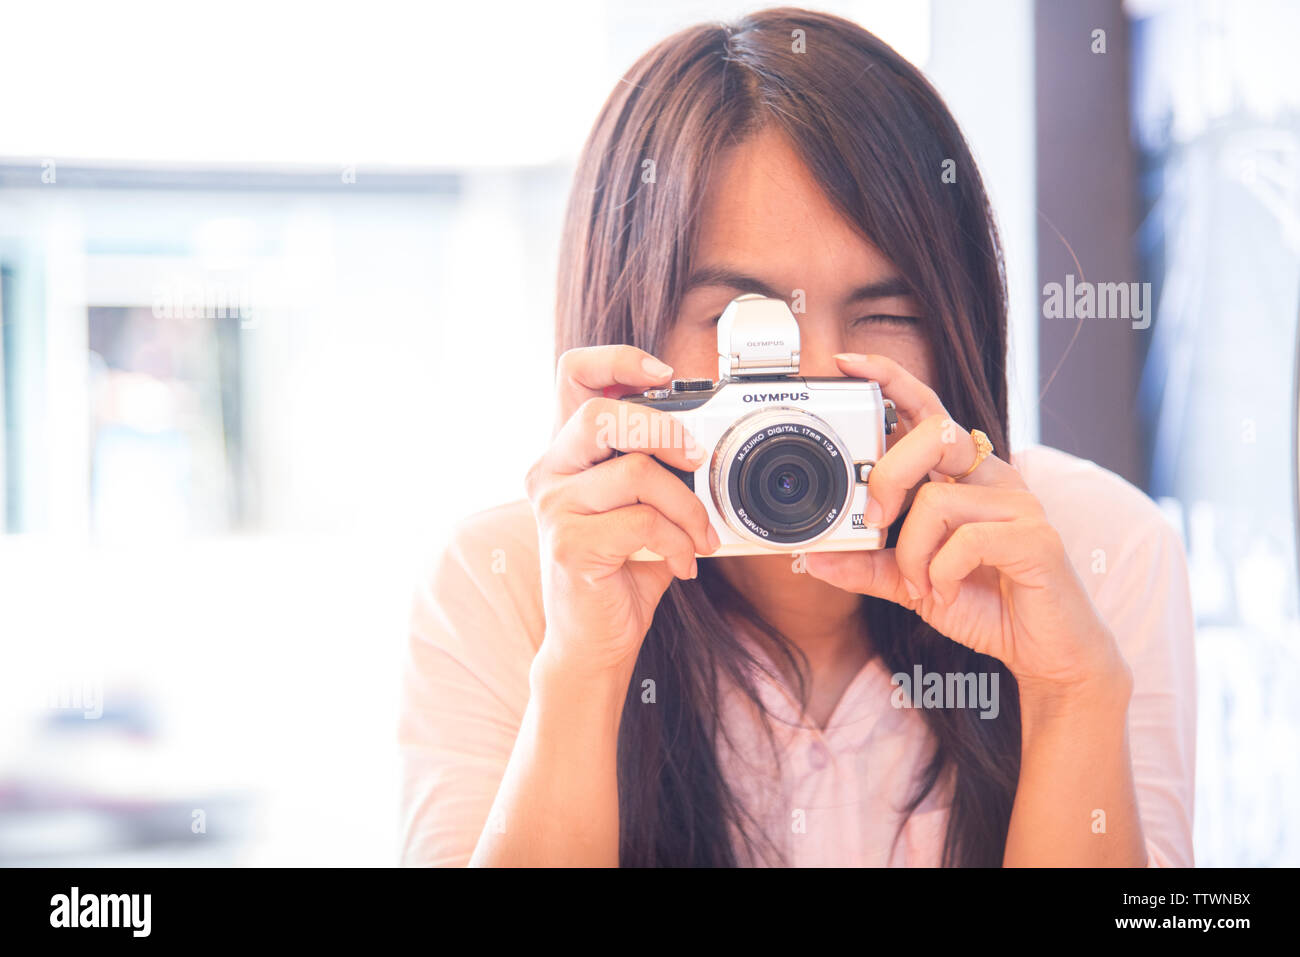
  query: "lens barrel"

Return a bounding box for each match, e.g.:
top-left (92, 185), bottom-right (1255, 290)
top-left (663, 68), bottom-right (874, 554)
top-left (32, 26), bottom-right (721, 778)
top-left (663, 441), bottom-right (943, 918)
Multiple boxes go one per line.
top-left (712, 409), bottom-right (853, 546)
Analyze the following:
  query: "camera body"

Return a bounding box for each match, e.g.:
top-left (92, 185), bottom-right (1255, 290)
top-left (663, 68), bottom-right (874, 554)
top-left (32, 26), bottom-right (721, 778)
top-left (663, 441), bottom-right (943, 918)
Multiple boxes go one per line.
top-left (623, 293), bottom-right (898, 559)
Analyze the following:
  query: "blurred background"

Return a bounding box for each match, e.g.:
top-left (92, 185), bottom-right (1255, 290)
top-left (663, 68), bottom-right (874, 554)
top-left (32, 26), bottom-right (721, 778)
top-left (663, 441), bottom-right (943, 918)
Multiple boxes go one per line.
top-left (0, 0), bottom-right (1295, 865)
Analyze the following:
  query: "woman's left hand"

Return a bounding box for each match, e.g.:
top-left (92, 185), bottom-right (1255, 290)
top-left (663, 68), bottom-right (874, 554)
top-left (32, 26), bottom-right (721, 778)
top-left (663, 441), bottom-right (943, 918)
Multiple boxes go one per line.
top-left (804, 353), bottom-right (1130, 702)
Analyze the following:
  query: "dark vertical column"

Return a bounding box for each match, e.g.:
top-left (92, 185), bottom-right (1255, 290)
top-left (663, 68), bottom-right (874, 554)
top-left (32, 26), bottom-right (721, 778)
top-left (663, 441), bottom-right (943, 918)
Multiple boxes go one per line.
top-left (1035, 0), bottom-right (1145, 487)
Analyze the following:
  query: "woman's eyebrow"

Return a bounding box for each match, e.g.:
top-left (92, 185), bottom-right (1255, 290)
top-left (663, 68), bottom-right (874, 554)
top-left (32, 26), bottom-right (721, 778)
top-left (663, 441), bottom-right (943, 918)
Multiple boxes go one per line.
top-left (682, 266), bottom-right (782, 299)
top-left (683, 266), bottom-right (914, 306)
top-left (844, 276), bottom-right (913, 304)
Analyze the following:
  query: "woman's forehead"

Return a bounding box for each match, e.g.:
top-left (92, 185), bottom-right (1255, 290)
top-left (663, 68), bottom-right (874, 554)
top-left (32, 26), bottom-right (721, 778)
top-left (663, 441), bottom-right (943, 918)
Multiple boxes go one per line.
top-left (693, 128), bottom-right (898, 295)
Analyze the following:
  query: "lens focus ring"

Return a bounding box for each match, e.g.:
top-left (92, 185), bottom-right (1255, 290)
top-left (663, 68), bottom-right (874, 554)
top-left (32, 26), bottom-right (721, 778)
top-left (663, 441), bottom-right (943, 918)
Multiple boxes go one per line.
top-left (711, 408), bottom-right (854, 547)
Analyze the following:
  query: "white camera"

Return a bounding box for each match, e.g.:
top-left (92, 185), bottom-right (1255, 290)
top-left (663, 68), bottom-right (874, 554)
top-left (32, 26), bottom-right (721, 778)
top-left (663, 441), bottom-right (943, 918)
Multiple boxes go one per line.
top-left (623, 294), bottom-right (898, 559)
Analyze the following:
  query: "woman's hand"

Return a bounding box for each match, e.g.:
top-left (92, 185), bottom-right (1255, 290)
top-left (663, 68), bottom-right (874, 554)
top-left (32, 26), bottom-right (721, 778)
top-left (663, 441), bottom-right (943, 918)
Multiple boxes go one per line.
top-left (525, 345), bottom-right (721, 679)
top-left (804, 353), bottom-right (1130, 704)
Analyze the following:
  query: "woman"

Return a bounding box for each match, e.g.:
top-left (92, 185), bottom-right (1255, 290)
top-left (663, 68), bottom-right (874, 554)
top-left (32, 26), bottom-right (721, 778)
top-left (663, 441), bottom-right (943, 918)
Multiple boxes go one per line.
top-left (399, 7), bottom-right (1196, 867)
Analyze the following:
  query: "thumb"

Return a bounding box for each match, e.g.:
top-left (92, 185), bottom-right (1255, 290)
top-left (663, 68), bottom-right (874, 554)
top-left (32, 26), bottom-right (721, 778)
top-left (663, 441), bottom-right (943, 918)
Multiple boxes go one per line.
top-left (627, 556), bottom-right (683, 607)
top-left (804, 549), bottom-right (908, 604)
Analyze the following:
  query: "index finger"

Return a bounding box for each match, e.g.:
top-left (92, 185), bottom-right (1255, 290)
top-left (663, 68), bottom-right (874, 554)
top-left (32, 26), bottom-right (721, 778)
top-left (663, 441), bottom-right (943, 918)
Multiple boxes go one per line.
top-left (554, 345), bottom-right (674, 432)
top-left (832, 352), bottom-right (947, 429)
top-left (544, 397), bottom-right (707, 477)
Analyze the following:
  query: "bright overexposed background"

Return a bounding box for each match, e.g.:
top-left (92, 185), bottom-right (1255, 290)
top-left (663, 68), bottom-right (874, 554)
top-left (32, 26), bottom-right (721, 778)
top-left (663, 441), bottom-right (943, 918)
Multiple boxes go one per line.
top-left (5, 0), bottom-right (1293, 867)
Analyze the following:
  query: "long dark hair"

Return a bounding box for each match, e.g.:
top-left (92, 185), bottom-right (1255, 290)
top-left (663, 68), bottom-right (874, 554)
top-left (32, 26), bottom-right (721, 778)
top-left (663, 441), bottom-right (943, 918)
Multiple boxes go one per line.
top-left (555, 7), bottom-right (1020, 866)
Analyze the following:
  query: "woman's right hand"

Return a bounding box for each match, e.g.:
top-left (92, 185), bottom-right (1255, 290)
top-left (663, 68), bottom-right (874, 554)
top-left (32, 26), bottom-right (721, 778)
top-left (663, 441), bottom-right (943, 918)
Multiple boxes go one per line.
top-left (524, 345), bottom-right (721, 679)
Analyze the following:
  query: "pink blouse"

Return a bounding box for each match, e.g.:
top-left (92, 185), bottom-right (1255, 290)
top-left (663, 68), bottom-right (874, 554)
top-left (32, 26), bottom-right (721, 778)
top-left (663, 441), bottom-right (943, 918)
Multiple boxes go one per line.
top-left (398, 443), bottom-right (1197, 866)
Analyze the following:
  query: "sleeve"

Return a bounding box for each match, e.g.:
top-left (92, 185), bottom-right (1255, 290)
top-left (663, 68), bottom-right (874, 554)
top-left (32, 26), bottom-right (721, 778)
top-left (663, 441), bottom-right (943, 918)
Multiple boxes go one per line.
top-left (1088, 512), bottom-right (1198, 868)
top-left (397, 520), bottom-right (539, 867)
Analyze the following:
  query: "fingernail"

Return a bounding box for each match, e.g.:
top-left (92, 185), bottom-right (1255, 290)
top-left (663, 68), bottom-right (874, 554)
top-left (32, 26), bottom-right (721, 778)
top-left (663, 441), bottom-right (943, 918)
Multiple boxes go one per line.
top-left (686, 439), bottom-right (708, 463)
top-left (641, 356), bottom-right (672, 378)
top-left (706, 525), bottom-right (721, 551)
top-left (690, 558), bottom-right (699, 579)
top-left (833, 352), bottom-right (866, 362)
top-left (865, 499), bottom-right (884, 527)
top-left (904, 579), bottom-right (920, 600)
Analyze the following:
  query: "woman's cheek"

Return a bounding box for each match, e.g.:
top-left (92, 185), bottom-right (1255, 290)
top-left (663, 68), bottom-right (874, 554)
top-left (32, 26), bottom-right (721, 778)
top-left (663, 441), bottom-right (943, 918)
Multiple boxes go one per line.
top-left (661, 323), bottom-right (721, 378)
top-left (849, 328), bottom-right (937, 390)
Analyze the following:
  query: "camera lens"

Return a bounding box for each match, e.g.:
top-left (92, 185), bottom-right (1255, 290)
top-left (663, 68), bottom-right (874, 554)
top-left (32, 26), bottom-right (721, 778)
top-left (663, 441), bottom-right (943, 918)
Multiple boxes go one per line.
top-left (771, 466), bottom-right (805, 501)
top-left (715, 411), bottom-right (852, 546)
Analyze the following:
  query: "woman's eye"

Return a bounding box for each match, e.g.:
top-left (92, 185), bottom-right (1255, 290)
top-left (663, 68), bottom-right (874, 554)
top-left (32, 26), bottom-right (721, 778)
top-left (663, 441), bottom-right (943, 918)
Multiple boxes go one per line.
top-left (853, 314), bottom-right (918, 326)
top-left (706, 310), bottom-right (919, 325)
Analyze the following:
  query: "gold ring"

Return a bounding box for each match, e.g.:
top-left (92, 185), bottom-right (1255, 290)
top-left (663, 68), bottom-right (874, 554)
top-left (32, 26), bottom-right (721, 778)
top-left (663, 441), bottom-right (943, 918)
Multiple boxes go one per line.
top-left (946, 428), bottom-right (993, 482)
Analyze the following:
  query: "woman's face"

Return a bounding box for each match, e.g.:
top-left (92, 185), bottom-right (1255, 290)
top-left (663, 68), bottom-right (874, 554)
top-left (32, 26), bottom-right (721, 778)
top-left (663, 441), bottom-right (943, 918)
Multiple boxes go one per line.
top-left (660, 126), bottom-right (936, 402)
